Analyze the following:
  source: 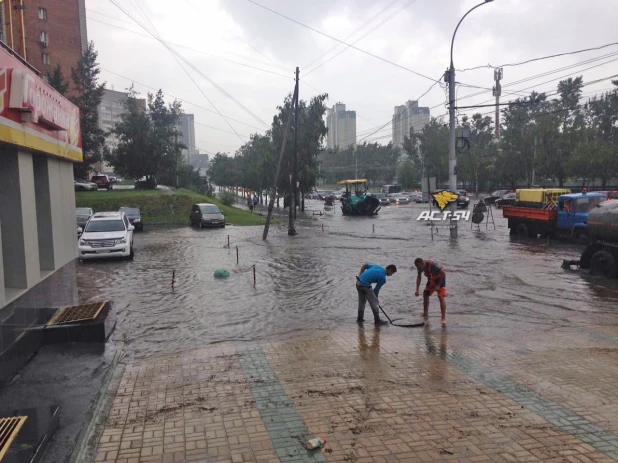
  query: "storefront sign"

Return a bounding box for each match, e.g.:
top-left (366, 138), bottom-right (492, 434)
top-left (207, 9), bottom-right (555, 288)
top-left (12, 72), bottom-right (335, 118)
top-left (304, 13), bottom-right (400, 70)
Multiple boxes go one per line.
top-left (0, 46), bottom-right (82, 162)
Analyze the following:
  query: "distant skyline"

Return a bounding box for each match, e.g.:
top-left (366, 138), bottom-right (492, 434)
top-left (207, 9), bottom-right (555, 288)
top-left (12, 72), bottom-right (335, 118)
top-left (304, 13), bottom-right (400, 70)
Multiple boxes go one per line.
top-left (88, 0), bottom-right (618, 156)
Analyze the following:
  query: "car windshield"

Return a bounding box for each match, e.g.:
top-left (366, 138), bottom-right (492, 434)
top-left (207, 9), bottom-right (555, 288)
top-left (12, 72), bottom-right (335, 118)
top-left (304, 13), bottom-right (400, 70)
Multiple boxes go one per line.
top-left (119, 207), bottom-right (139, 215)
top-left (200, 205), bottom-right (220, 214)
top-left (374, 193), bottom-right (386, 199)
top-left (492, 190), bottom-right (504, 196)
top-left (504, 193), bottom-right (516, 199)
top-left (76, 208), bottom-right (91, 215)
top-left (84, 220), bottom-right (125, 233)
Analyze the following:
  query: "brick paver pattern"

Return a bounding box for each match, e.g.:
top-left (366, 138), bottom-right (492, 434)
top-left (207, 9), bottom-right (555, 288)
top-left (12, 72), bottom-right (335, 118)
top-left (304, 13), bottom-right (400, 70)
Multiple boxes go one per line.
top-left (93, 324), bottom-right (618, 463)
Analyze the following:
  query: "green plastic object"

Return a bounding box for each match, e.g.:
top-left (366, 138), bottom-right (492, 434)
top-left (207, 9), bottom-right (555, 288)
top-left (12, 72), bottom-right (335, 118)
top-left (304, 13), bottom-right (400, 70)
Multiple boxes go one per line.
top-left (214, 269), bottom-right (230, 279)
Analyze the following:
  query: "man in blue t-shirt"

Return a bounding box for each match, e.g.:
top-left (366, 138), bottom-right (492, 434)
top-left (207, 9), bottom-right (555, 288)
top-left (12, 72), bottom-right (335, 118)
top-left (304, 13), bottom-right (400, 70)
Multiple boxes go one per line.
top-left (356, 263), bottom-right (397, 324)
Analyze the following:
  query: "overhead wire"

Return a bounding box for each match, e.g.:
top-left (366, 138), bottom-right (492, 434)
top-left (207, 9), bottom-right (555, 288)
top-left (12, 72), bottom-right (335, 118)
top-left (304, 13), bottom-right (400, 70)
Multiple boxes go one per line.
top-left (457, 41), bottom-right (618, 72)
top-left (304, 0), bottom-right (419, 76)
top-left (246, 0), bottom-right (436, 82)
top-left (303, 0), bottom-right (401, 70)
top-left (109, 0), bottom-right (271, 133)
top-left (88, 17), bottom-right (292, 78)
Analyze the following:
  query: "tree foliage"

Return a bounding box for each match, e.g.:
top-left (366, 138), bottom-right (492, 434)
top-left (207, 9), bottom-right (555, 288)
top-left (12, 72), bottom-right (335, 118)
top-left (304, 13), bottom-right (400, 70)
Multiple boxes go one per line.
top-left (47, 64), bottom-right (69, 96)
top-left (70, 42), bottom-right (106, 179)
top-left (108, 88), bottom-right (185, 184)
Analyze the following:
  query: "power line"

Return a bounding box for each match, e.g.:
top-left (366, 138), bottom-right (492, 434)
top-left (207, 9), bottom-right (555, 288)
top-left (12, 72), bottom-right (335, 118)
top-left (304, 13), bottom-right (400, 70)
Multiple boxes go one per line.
top-left (457, 41), bottom-right (618, 72)
top-left (110, 0), bottom-right (271, 130)
top-left (246, 0), bottom-right (436, 82)
top-left (357, 78), bottom-right (443, 143)
top-left (101, 68), bottom-right (266, 132)
top-left (109, 0), bottom-right (246, 140)
top-left (88, 17), bottom-right (293, 79)
top-left (305, 0), bottom-right (420, 77)
top-left (303, 0), bottom-right (400, 70)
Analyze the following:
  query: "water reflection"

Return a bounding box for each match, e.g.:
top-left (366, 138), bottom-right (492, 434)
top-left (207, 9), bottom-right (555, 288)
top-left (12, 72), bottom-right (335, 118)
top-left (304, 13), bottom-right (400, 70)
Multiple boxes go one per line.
top-left (423, 326), bottom-right (449, 381)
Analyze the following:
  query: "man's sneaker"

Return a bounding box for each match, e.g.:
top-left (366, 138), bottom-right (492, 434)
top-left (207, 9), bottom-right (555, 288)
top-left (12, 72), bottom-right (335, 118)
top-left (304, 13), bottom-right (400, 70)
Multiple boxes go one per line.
top-left (356, 318), bottom-right (364, 323)
top-left (375, 319), bottom-right (389, 326)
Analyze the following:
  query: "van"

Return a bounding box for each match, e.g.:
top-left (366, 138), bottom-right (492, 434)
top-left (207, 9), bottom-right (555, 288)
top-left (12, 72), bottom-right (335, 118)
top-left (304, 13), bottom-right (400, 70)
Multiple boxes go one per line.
top-left (381, 184), bottom-right (402, 194)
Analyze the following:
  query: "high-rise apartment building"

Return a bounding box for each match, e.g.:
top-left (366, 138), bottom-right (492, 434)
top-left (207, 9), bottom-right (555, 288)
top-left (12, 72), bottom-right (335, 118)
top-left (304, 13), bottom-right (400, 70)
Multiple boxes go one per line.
top-left (98, 89), bottom-right (146, 151)
top-left (392, 101), bottom-right (430, 149)
top-left (1, 0), bottom-right (88, 82)
top-left (177, 114), bottom-right (196, 165)
top-left (326, 103), bottom-right (356, 150)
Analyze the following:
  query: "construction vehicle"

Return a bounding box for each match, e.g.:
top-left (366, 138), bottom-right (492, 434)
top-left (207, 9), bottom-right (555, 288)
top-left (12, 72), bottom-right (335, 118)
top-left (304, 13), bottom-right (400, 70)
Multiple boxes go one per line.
top-left (562, 200), bottom-right (618, 278)
top-left (503, 189), bottom-right (607, 242)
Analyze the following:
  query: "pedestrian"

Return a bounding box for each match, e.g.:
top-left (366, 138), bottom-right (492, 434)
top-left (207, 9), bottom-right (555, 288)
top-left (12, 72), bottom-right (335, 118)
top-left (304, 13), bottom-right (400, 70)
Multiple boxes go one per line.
top-left (356, 263), bottom-right (397, 325)
top-left (253, 194), bottom-right (259, 206)
top-left (414, 258), bottom-right (447, 327)
top-left (247, 197), bottom-right (254, 211)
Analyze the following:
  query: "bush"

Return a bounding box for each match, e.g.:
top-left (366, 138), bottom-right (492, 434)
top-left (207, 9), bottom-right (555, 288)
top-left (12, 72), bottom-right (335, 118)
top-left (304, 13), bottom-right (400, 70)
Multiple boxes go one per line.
top-left (219, 191), bottom-right (236, 206)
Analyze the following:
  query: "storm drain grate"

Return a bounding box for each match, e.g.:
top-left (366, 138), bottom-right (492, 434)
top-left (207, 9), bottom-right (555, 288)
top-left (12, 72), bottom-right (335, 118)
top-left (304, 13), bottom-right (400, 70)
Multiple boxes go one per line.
top-left (0, 416), bottom-right (27, 461)
top-left (47, 302), bottom-right (105, 326)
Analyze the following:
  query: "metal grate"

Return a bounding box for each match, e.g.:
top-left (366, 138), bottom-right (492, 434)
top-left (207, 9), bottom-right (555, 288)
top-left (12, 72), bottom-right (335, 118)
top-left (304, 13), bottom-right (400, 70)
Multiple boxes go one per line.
top-left (0, 416), bottom-right (27, 461)
top-left (89, 240), bottom-right (116, 248)
top-left (47, 302), bottom-right (106, 326)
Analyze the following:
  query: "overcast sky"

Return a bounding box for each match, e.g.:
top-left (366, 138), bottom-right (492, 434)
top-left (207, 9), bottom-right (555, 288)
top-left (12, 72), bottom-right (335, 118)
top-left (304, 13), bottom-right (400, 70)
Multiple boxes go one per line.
top-left (87, 0), bottom-right (618, 156)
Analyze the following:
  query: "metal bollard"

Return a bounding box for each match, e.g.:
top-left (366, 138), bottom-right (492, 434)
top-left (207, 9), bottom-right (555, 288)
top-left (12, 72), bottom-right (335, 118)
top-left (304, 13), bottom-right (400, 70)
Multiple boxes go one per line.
top-left (322, 223), bottom-right (324, 233)
top-left (172, 270), bottom-right (176, 289)
top-left (253, 265), bottom-right (256, 287)
top-left (236, 246), bottom-right (239, 265)
top-left (227, 235), bottom-right (230, 249)
top-left (373, 224), bottom-right (375, 233)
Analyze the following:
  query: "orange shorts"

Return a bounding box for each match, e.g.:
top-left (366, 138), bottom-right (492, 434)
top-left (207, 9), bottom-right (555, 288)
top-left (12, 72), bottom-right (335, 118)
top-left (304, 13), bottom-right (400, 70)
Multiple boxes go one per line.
top-left (424, 279), bottom-right (446, 298)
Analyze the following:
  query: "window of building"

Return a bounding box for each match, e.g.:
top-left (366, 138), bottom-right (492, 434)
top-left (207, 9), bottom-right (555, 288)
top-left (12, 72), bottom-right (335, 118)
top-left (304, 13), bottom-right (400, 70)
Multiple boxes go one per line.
top-left (40, 31), bottom-right (49, 46)
top-left (42, 53), bottom-right (51, 65)
top-left (38, 8), bottom-right (47, 21)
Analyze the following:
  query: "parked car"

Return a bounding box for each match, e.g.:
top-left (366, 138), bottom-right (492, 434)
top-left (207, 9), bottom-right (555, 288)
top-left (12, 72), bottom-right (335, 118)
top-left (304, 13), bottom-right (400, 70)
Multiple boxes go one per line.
top-left (597, 190), bottom-right (618, 200)
top-left (119, 207), bottom-right (143, 231)
top-left (190, 203), bottom-right (225, 228)
top-left (391, 193), bottom-right (411, 205)
top-left (410, 192), bottom-right (423, 203)
top-left (78, 212), bottom-right (134, 260)
top-left (372, 192), bottom-right (390, 206)
top-left (484, 189), bottom-right (509, 205)
top-left (76, 207), bottom-right (94, 228)
top-left (135, 177), bottom-right (158, 189)
top-left (91, 174), bottom-right (113, 190)
top-left (74, 179), bottom-right (97, 191)
top-left (432, 190), bottom-right (470, 208)
top-left (329, 189), bottom-right (345, 200)
top-left (495, 192), bottom-right (517, 208)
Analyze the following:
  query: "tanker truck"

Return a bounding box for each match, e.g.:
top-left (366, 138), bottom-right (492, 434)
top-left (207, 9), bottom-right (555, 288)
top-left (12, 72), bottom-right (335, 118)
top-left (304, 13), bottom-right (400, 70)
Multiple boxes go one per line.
top-left (562, 199), bottom-right (618, 278)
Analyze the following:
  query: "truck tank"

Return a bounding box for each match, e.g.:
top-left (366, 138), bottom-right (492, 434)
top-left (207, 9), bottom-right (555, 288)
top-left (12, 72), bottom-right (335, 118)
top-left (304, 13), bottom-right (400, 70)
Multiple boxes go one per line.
top-left (587, 200), bottom-right (618, 242)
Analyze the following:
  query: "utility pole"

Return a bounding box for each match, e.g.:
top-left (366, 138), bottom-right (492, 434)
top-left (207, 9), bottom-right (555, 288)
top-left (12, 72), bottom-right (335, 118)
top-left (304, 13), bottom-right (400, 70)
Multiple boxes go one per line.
top-left (532, 135), bottom-right (537, 186)
top-left (264, 75), bottom-right (298, 241)
top-left (493, 67), bottom-right (503, 138)
top-left (288, 67), bottom-right (299, 235)
top-left (447, 64), bottom-right (458, 239)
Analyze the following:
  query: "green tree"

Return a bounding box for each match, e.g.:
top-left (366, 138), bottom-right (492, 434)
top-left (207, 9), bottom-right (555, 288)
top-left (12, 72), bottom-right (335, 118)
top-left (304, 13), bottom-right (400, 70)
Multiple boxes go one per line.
top-left (46, 64), bottom-right (69, 96)
top-left (404, 119), bottom-right (449, 185)
top-left (397, 158), bottom-right (417, 189)
top-left (457, 114), bottom-right (494, 194)
top-left (70, 41), bottom-right (106, 179)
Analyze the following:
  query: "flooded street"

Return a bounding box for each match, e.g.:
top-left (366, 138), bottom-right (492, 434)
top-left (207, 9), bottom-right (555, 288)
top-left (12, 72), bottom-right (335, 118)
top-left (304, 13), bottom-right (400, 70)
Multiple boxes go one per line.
top-left (76, 201), bottom-right (618, 360)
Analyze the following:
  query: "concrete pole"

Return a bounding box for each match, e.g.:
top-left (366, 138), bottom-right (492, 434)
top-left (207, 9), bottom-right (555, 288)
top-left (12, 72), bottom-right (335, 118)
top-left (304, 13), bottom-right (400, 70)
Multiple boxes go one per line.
top-left (448, 66), bottom-right (458, 239)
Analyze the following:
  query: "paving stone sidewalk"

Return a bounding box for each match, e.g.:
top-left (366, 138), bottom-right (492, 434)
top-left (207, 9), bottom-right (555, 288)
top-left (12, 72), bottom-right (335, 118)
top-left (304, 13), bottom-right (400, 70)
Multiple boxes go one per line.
top-left (93, 324), bottom-right (618, 463)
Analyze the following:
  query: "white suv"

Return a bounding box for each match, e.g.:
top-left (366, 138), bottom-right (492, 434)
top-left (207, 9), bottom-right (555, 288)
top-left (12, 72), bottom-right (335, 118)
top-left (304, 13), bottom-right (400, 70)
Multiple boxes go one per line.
top-left (78, 212), bottom-right (135, 260)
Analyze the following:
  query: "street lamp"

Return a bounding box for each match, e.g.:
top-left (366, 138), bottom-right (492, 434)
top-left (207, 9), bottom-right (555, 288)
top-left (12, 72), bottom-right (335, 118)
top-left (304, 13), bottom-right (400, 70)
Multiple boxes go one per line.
top-left (447, 0), bottom-right (495, 239)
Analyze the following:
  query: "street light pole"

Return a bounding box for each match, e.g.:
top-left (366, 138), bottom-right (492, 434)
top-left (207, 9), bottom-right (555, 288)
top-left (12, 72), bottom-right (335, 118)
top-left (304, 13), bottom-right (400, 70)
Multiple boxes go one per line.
top-left (447, 0), bottom-right (494, 239)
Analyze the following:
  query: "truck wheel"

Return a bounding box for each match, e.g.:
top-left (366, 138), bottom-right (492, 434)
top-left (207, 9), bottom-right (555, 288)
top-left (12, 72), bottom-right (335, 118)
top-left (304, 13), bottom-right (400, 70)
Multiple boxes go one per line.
top-left (590, 250), bottom-right (617, 278)
top-left (509, 227), bottom-right (516, 236)
top-left (516, 223), bottom-right (529, 238)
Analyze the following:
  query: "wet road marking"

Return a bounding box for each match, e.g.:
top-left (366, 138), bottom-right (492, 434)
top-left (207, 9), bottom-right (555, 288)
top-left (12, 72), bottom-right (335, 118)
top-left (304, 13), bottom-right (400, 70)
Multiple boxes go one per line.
top-left (238, 345), bottom-right (327, 463)
top-left (425, 340), bottom-right (618, 461)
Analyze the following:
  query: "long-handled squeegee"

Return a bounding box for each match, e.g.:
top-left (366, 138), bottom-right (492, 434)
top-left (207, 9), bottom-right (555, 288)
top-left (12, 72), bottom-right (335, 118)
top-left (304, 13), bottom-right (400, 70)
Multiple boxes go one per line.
top-left (379, 305), bottom-right (425, 328)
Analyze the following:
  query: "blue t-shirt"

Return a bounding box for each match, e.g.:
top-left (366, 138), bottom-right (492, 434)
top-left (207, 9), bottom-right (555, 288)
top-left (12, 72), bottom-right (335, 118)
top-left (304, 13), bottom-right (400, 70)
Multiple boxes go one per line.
top-left (358, 264), bottom-right (387, 295)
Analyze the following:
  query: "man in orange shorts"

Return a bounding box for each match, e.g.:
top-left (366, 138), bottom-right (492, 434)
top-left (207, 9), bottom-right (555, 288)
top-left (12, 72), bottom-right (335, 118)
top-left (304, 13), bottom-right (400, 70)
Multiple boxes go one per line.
top-left (414, 258), bottom-right (447, 327)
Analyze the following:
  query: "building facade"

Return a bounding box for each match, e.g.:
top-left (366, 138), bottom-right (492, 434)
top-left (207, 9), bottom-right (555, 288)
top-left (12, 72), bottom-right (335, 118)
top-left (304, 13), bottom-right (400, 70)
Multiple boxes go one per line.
top-left (0, 0), bottom-right (88, 82)
top-left (0, 43), bottom-right (83, 383)
top-left (177, 114), bottom-right (196, 165)
top-left (392, 100), bottom-right (430, 149)
top-left (326, 103), bottom-right (356, 150)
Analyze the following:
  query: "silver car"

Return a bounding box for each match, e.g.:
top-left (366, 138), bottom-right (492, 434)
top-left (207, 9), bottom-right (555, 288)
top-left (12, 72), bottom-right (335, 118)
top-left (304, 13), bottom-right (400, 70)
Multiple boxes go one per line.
top-left (76, 207), bottom-right (94, 228)
top-left (391, 194), bottom-right (411, 205)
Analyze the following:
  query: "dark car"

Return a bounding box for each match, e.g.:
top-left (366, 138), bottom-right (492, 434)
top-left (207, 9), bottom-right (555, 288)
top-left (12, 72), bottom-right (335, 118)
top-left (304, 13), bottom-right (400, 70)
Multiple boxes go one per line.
top-left (119, 206), bottom-right (143, 231)
top-left (484, 189), bottom-right (509, 205)
top-left (190, 203), bottom-right (225, 228)
top-left (495, 192), bottom-right (517, 208)
top-left (135, 177), bottom-right (158, 189)
top-left (91, 174), bottom-right (113, 190)
top-left (432, 189), bottom-right (470, 209)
